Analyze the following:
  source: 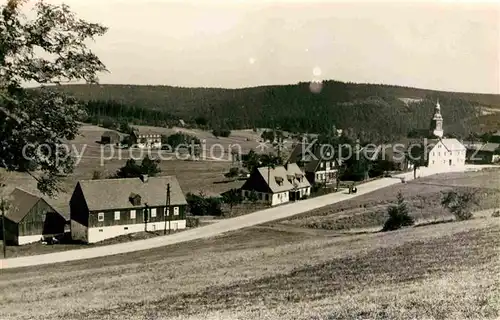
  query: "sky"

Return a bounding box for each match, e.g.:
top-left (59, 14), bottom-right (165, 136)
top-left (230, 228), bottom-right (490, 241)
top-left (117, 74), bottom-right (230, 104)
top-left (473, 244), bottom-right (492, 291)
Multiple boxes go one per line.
top-left (35, 0), bottom-right (500, 93)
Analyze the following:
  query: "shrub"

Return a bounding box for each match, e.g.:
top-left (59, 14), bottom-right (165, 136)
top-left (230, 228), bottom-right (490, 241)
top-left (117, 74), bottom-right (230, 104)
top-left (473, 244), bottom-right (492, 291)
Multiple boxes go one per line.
top-left (186, 216), bottom-right (200, 228)
top-left (186, 192), bottom-right (223, 216)
top-left (101, 118), bottom-right (117, 130)
top-left (224, 167), bottom-right (239, 179)
top-left (441, 190), bottom-right (479, 221)
top-left (212, 129), bottom-right (231, 138)
top-left (492, 210), bottom-right (500, 218)
top-left (382, 192), bottom-right (415, 231)
top-left (92, 170), bottom-right (102, 180)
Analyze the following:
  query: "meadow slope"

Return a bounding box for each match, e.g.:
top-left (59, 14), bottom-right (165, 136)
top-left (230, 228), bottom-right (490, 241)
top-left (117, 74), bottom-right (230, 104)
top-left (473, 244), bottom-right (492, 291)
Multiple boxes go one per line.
top-left (1, 215), bottom-right (498, 320)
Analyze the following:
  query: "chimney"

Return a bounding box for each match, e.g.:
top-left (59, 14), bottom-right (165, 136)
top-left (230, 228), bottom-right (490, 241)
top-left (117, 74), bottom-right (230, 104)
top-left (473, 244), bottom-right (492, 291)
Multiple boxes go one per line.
top-left (140, 174), bottom-right (148, 183)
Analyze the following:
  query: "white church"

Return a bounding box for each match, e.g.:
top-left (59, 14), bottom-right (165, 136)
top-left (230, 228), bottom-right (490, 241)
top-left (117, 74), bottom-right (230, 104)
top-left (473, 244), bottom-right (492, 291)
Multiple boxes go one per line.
top-left (424, 100), bottom-right (467, 170)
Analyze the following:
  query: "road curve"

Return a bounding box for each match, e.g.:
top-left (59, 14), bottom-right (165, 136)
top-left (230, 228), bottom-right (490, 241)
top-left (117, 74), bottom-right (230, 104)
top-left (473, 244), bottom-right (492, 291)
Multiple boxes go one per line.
top-left (0, 166), bottom-right (491, 269)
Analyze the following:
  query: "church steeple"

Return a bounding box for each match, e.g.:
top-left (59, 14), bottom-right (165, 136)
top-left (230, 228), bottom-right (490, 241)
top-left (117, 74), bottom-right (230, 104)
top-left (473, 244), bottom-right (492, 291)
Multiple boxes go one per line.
top-left (430, 99), bottom-right (444, 138)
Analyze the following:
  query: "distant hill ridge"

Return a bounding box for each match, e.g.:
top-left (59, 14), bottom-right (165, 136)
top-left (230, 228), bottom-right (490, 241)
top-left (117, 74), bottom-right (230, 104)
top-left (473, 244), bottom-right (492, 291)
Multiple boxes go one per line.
top-left (48, 80), bottom-right (500, 141)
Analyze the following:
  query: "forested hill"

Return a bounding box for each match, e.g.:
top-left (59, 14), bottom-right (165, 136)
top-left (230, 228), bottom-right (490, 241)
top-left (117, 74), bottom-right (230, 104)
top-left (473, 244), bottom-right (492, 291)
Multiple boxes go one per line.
top-left (51, 80), bottom-right (500, 142)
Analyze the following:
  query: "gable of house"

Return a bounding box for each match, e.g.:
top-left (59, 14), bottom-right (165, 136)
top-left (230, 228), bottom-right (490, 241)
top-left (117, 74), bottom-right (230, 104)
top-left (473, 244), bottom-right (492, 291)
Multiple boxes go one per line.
top-left (240, 168), bottom-right (272, 194)
top-left (287, 142), bottom-right (337, 173)
top-left (5, 188), bottom-right (41, 223)
top-left (70, 182), bottom-right (91, 227)
top-left (5, 188), bottom-right (65, 237)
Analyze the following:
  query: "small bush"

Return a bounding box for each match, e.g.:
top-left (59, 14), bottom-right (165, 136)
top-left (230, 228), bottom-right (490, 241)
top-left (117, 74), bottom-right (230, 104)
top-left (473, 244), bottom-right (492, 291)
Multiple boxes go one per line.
top-left (212, 129), bottom-right (231, 138)
top-left (382, 192), bottom-right (415, 231)
top-left (92, 170), bottom-right (102, 180)
top-left (186, 216), bottom-right (200, 228)
top-left (492, 210), bottom-right (500, 218)
top-left (441, 190), bottom-right (479, 221)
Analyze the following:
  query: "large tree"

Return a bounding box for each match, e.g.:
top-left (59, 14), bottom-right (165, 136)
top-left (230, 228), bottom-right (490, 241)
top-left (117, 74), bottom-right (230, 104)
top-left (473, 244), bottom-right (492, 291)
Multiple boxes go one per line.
top-left (0, 0), bottom-right (107, 195)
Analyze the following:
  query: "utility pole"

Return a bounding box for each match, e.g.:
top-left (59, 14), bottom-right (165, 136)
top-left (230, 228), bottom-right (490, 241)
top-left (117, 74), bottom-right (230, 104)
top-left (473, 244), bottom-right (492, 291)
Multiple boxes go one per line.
top-left (144, 204), bottom-right (149, 232)
top-left (1, 197), bottom-right (7, 259)
top-left (163, 183), bottom-right (171, 235)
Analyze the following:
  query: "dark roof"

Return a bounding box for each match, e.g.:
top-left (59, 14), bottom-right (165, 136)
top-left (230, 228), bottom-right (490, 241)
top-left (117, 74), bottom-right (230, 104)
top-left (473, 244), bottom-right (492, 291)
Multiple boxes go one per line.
top-left (5, 188), bottom-right (50, 223)
top-left (77, 175), bottom-right (187, 212)
top-left (287, 142), bottom-right (337, 172)
top-left (480, 142), bottom-right (500, 153)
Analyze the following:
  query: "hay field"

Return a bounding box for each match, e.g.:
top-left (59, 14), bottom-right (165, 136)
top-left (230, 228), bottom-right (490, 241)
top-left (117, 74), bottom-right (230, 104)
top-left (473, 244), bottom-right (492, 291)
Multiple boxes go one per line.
top-left (0, 215), bottom-right (498, 320)
top-left (1, 124), bottom-right (257, 215)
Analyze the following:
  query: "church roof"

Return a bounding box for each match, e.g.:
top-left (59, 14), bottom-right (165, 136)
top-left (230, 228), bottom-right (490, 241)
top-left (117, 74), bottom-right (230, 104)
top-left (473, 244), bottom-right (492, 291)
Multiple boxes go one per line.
top-left (441, 138), bottom-right (466, 151)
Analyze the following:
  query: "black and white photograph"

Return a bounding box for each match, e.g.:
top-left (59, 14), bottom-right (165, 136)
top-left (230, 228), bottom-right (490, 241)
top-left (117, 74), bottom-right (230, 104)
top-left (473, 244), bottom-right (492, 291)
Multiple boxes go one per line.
top-left (0, 0), bottom-right (499, 319)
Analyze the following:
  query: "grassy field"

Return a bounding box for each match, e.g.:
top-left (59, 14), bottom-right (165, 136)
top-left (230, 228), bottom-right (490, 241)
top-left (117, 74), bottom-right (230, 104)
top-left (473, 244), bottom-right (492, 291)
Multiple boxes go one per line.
top-left (1, 124), bottom-right (277, 215)
top-left (278, 169), bottom-right (500, 232)
top-left (1, 214), bottom-right (498, 320)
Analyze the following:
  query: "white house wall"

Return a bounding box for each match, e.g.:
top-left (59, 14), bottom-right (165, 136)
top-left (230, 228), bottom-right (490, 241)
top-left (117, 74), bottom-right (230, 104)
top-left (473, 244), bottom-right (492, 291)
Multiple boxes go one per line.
top-left (271, 192), bottom-right (289, 206)
top-left (71, 220), bottom-right (88, 243)
top-left (17, 234), bottom-right (43, 245)
top-left (241, 188), bottom-right (310, 206)
top-left (87, 220), bottom-right (186, 243)
top-left (314, 169), bottom-right (337, 183)
top-left (427, 143), bottom-right (466, 170)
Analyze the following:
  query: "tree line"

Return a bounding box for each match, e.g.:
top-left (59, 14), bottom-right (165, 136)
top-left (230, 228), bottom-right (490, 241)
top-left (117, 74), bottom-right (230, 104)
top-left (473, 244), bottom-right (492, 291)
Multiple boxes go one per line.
top-left (52, 81), bottom-right (491, 144)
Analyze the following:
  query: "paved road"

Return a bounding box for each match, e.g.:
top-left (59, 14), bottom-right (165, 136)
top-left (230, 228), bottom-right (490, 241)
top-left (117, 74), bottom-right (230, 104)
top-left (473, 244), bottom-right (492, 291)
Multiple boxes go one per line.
top-left (0, 166), bottom-right (494, 269)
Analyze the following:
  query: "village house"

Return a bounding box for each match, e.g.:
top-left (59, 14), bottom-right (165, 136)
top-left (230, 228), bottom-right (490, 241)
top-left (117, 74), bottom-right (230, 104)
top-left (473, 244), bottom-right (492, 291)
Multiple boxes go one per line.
top-left (287, 142), bottom-right (339, 185)
top-left (2, 188), bottom-right (67, 245)
top-left (132, 129), bottom-right (162, 149)
top-left (100, 130), bottom-right (122, 145)
top-left (240, 163), bottom-right (311, 206)
top-left (465, 142), bottom-right (500, 164)
top-left (423, 138), bottom-right (467, 169)
top-left (70, 175), bottom-right (187, 243)
top-left (362, 144), bottom-right (414, 171)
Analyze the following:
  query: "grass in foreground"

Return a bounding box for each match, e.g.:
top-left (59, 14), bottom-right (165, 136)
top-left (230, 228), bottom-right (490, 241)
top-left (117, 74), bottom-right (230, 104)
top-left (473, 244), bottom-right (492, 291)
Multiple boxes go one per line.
top-left (1, 216), bottom-right (498, 320)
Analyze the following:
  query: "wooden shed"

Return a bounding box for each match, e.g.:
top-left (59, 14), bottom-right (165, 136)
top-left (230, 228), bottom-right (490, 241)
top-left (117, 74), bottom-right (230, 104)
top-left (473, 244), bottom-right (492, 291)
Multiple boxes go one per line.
top-left (2, 188), bottom-right (67, 245)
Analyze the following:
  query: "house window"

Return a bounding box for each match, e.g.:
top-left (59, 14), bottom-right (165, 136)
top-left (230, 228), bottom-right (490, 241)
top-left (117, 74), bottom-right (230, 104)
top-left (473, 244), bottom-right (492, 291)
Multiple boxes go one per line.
top-left (320, 162), bottom-right (324, 168)
top-left (114, 211), bottom-right (120, 220)
top-left (130, 210), bottom-right (136, 219)
top-left (432, 152), bottom-right (435, 156)
top-left (98, 212), bottom-right (104, 222)
top-left (165, 207), bottom-right (170, 216)
top-left (99, 229), bottom-right (103, 232)
top-left (438, 152), bottom-right (440, 156)
top-left (265, 194), bottom-right (269, 201)
top-left (151, 208), bottom-right (157, 218)
top-left (174, 207), bottom-right (179, 215)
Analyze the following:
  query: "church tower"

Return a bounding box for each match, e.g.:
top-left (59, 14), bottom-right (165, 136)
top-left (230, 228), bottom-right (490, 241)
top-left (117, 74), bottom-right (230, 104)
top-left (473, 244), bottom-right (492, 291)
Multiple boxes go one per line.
top-left (430, 99), bottom-right (444, 138)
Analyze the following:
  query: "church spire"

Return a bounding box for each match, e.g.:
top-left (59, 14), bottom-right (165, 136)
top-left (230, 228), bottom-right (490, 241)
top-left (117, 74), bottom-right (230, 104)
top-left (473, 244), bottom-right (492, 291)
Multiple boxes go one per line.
top-left (430, 99), bottom-right (444, 138)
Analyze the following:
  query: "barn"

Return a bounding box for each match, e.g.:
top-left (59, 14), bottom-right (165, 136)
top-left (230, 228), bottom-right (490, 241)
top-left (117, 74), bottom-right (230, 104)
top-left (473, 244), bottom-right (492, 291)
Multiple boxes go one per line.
top-left (100, 130), bottom-right (122, 145)
top-left (2, 188), bottom-right (67, 245)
